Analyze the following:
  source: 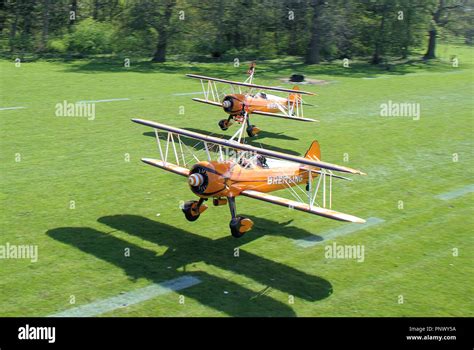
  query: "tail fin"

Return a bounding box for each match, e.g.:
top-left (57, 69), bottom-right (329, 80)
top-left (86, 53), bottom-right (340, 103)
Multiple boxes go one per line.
top-left (304, 141), bottom-right (321, 161)
top-left (289, 85), bottom-right (302, 106)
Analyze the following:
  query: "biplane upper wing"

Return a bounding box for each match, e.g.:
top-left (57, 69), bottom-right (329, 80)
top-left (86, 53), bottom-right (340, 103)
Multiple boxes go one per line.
top-left (132, 118), bottom-right (365, 175)
top-left (241, 190), bottom-right (365, 223)
top-left (186, 74), bottom-right (315, 96)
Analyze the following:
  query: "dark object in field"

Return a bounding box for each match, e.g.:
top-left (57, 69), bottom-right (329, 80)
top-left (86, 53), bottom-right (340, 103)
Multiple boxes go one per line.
top-left (290, 74), bottom-right (305, 82)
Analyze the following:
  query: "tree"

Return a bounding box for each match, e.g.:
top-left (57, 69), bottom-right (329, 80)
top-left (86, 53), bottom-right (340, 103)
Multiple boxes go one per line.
top-left (424, 0), bottom-right (465, 59)
top-left (151, 0), bottom-right (176, 62)
top-left (40, 0), bottom-right (50, 51)
top-left (305, 0), bottom-right (325, 64)
top-left (364, 0), bottom-right (397, 64)
top-left (386, 0), bottom-right (431, 60)
top-left (124, 0), bottom-right (177, 62)
top-left (69, 0), bottom-right (78, 27)
top-left (0, 0), bottom-right (471, 63)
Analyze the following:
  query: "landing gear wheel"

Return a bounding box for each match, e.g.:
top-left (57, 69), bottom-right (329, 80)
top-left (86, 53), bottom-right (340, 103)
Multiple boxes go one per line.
top-left (246, 125), bottom-right (260, 137)
top-left (218, 119), bottom-right (229, 131)
top-left (229, 216), bottom-right (254, 238)
top-left (182, 200), bottom-right (201, 222)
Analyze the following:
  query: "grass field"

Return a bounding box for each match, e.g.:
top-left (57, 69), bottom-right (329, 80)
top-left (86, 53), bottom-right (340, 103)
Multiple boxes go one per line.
top-left (1, 44), bottom-right (473, 317)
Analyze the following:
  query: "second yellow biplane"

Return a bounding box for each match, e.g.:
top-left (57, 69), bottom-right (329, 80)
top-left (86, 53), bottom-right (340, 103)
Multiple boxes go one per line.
top-left (186, 63), bottom-right (317, 141)
top-left (133, 118), bottom-right (366, 238)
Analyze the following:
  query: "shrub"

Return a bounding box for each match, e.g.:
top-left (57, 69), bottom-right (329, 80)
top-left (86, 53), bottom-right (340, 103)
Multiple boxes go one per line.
top-left (67, 18), bottom-right (114, 55)
top-left (47, 39), bottom-right (67, 53)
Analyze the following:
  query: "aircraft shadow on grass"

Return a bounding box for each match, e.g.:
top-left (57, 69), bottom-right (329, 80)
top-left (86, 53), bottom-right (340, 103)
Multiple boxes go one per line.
top-left (142, 129), bottom-right (301, 156)
top-left (47, 215), bottom-right (331, 317)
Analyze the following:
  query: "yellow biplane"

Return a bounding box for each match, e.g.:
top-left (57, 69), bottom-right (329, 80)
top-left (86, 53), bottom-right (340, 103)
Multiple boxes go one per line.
top-left (133, 118), bottom-right (366, 238)
top-left (187, 62), bottom-right (317, 141)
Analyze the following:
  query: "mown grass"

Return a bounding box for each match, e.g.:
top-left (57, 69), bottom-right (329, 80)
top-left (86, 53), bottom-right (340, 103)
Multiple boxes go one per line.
top-left (0, 44), bottom-right (472, 316)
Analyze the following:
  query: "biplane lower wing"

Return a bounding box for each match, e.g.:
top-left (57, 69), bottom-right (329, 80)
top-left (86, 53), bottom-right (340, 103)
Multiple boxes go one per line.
top-left (241, 189), bottom-right (365, 223)
top-left (192, 98), bottom-right (223, 108)
top-left (141, 158), bottom-right (190, 177)
top-left (192, 98), bottom-right (317, 122)
top-left (251, 110), bottom-right (317, 122)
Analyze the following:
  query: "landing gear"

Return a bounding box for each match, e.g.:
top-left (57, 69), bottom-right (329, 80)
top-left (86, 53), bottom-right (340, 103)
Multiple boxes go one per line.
top-left (182, 198), bottom-right (208, 222)
top-left (218, 119), bottom-right (229, 131)
top-left (246, 125), bottom-right (261, 137)
top-left (245, 115), bottom-right (260, 137)
top-left (227, 196), bottom-right (254, 238)
top-left (230, 216), bottom-right (254, 238)
top-left (218, 117), bottom-right (233, 131)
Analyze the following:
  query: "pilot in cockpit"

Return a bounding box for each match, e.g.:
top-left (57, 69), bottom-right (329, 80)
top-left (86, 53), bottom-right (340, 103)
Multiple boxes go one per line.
top-left (239, 154), bottom-right (269, 169)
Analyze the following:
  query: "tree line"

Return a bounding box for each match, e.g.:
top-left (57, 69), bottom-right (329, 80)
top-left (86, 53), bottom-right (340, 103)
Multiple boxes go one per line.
top-left (0, 0), bottom-right (472, 64)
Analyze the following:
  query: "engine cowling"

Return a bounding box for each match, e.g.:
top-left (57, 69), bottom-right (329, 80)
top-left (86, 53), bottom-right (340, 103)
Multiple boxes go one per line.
top-left (188, 161), bottom-right (229, 198)
top-left (222, 95), bottom-right (244, 115)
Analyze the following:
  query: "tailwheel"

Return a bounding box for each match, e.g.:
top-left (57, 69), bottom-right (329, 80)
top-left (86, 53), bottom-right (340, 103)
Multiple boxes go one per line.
top-left (246, 125), bottom-right (261, 137)
top-left (229, 216), bottom-right (254, 238)
top-left (182, 200), bottom-right (208, 222)
top-left (218, 119), bottom-right (230, 131)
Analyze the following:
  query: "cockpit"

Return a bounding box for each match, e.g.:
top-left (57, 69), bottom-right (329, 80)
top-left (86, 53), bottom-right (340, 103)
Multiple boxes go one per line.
top-left (238, 154), bottom-right (269, 169)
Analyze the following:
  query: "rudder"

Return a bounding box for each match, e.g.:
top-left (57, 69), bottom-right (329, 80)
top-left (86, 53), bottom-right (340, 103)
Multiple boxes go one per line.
top-left (289, 85), bottom-right (302, 105)
top-left (304, 141), bottom-right (321, 161)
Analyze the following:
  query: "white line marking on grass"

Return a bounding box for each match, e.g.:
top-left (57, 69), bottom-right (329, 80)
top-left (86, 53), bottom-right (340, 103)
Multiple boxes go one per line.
top-left (172, 92), bottom-right (203, 96)
top-left (295, 217), bottom-right (385, 248)
top-left (0, 106), bottom-right (26, 111)
top-left (362, 76), bottom-right (390, 80)
top-left (76, 98), bottom-right (130, 103)
top-left (49, 275), bottom-right (201, 317)
top-left (435, 184), bottom-right (474, 201)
